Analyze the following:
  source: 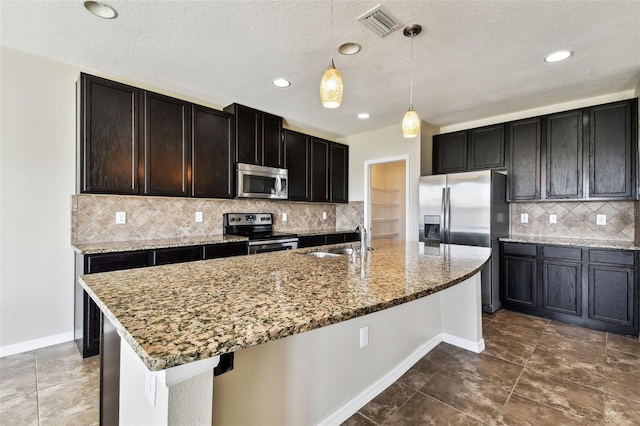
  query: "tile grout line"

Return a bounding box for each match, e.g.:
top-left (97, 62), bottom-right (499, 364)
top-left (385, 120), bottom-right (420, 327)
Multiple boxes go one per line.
top-left (413, 388), bottom-right (491, 425)
top-left (378, 388), bottom-right (417, 426)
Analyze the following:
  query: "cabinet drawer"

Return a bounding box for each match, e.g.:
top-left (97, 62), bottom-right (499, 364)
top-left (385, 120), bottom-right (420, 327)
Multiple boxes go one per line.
top-left (86, 251), bottom-right (151, 273)
top-left (204, 242), bottom-right (248, 259)
top-left (543, 246), bottom-right (582, 261)
top-left (326, 233), bottom-right (345, 245)
top-left (298, 235), bottom-right (326, 248)
top-left (154, 246), bottom-right (203, 265)
top-left (344, 232), bottom-right (360, 243)
top-left (589, 249), bottom-right (635, 266)
top-left (502, 242), bottom-right (536, 257)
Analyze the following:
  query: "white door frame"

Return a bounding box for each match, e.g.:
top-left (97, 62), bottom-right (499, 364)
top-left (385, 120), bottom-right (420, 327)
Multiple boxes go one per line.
top-left (364, 155), bottom-right (411, 241)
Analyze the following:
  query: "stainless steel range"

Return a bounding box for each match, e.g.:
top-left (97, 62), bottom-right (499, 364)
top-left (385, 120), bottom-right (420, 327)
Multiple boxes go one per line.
top-left (223, 213), bottom-right (298, 254)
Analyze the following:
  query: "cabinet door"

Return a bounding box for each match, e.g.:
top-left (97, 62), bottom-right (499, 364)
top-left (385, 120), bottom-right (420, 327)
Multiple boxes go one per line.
top-left (469, 125), bottom-right (505, 170)
top-left (283, 130), bottom-right (310, 201)
top-left (144, 92), bottom-right (191, 196)
top-left (508, 118), bottom-right (541, 201)
top-left (503, 256), bottom-right (537, 307)
top-left (79, 74), bottom-right (141, 194)
top-left (298, 235), bottom-right (326, 248)
top-left (545, 110), bottom-right (583, 199)
top-left (542, 260), bottom-right (582, 316)
top-left (433, 132), bottom-right (467, 174)
top-left (262, 113), bottom-right (284, 168)
top-left (204, 242), bottom-right (248, 259)
top-left (310, 138), bottom-right (330, 202)
top-left (588, 100), bottom-right (636, 199)
top-left (153, 246), bottom-right (204, 266)
top-left (192, 105), bottom-right (234, 198)
top-left (330, 143), bottom-right (349, 203)
top-left (588, 264), bottom-right (635, 327)
top-left (85, 251), bottom-right (151, 273)
top-left (233, 104), bottom-right (261, 165)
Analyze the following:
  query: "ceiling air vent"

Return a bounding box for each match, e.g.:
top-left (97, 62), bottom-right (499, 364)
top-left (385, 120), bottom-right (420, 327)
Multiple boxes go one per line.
top-left (357, 5), bottom-right (401, 37)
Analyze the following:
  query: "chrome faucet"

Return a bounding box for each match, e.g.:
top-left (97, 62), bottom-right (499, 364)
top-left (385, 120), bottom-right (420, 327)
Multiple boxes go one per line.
top-left (356, 222), bottom-right (368, 253)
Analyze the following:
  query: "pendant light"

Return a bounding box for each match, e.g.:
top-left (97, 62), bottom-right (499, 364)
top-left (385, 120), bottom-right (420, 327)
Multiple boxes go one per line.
top-left (402, 24), bottom-right (422, 138)
top-left (320, 0), bottom-right (343, 108)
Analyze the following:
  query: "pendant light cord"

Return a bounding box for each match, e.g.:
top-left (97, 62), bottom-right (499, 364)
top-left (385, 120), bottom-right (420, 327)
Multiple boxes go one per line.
top-left (409, 33), bottom-right (414, 109)
top-left (330, 0), bottom-right (334, 64)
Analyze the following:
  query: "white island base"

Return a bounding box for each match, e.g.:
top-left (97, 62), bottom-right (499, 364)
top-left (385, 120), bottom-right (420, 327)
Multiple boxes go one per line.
top-left (115, 273), bottom-right (483, 426)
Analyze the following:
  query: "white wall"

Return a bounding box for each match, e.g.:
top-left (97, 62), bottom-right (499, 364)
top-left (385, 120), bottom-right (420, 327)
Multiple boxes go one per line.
top-left (0, 47), bottom-right (78, 352)
top-left (342, 125), bottom-right (421, 241)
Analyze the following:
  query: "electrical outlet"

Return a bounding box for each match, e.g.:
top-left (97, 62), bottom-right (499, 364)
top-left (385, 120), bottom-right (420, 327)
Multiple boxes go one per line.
top-left (549, 214), bottom-right (557, 224)
top-left (115, 211), bottom-right (126, 225)
top-left (322, 211), bottom-right (327, 220)
top-left (282, 212), bottom-right (288, 222)
top-left (195, 212), bottom-right (203, 223)
top-left (520, 213), bottom-right (528, 224)
top-left (145, 370), bottom-right (157, 406)
top-left (359, 325), bottom-right (369, 348)
top-left (596, 214), bottom-right (607, 226)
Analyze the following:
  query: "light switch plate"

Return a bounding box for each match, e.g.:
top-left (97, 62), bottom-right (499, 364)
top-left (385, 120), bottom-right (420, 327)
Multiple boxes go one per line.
top-left (549, 214), bottom-right (557, 224)
top-left (115, 211), bottom-right (126, 225)
top-left (282, 212), bottom-right (288, 222)
top-left (359, 325), bottom-right (369, 348)
top-left (195, 212), bottom-right (203, 223)
top-left (520, 213), bottom-right (528, 224)
top-left (596, 214), bottom-right (607, 225)
top-left (322, 212), bottom-right (327, 220)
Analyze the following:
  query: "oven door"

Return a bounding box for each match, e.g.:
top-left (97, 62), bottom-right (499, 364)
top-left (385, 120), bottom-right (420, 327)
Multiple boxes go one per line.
top-left (248, 238), bottom-right (298, 255)
top-left (236, 163), bottom-right (288, 199)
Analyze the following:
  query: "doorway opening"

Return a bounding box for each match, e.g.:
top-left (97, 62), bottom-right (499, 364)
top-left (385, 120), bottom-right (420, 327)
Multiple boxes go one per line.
top-left (365, 156), bottom-right (409, 241)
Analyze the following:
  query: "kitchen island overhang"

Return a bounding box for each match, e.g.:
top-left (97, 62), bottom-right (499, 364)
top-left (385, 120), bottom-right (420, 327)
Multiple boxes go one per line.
top-left (80, 240), bottom-right (491, 425)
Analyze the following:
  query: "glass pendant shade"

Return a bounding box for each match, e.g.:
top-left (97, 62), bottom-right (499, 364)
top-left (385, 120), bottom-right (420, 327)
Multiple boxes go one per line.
top-left (320, 60), bottom-right (343, 109)
top-left (402, 108), bottom-right (420, 138)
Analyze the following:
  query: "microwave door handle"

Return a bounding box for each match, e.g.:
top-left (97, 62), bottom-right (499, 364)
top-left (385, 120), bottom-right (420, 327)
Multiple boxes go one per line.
top-left (274, 175), bottom-right (281, 195)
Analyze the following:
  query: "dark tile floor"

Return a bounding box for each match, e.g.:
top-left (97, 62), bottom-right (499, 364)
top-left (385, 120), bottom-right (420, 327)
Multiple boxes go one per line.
top-left (343, 309), bottom-right (640, 425)
top-left (1, 310), bottom-right (638, 425)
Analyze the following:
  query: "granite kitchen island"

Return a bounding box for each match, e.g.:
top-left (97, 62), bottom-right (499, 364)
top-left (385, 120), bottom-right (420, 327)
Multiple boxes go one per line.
top-left (80, 240), bottom-right (491, 425)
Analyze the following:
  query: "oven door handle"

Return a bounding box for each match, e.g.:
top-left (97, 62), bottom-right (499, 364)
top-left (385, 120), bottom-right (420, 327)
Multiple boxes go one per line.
top-left (248, 238), bottom-right (298, 246)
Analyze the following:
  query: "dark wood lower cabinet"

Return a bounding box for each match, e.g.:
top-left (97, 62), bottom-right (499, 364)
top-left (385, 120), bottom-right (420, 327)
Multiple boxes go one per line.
top-left (75, 241), bottom-right (248, 358)
top-left (298, 232), bottom-right (360, 248)
top-left (500, 242), bottom-right (638, 336)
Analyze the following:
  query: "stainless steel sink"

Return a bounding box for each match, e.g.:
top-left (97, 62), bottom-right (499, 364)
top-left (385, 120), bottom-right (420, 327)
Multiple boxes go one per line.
top-left (327, 248), bottom-right (355, 255)
top-left (306, 251), bottom-right (342, 258)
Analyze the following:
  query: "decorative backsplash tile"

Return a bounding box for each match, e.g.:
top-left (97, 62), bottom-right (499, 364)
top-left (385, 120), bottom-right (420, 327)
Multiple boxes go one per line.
top-left (511, 201), bottom-right (636, 241)
top-left (71, 195), bottom-right (364, 244)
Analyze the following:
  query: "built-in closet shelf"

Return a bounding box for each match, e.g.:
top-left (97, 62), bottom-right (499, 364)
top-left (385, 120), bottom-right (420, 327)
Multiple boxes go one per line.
top-left (372, 233), bottom-right (400, 239)
top-left (371, 203), bottom-right (400, 207)
top-left (372, 218), bottom-right (400, 223)
top-left (371, 187), bottom-right (399, 193)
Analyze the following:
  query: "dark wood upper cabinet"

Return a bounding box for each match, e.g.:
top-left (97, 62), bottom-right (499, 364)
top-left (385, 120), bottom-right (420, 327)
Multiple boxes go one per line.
top-left (283, 129), bottom-right (310, 201)
top-left (78, 73), bottom-right (141, 194)
top-left (143, 91), bottom-right (191, 196)
top-left (310, 137), bottom-right (330, 202)
top-left (507, 117), bottom-right (542, 201)
top-left (433, 131), bottom-right (467, 174)
top-left (587, 99), bottom-right (637, 199)
top-left (224, 104), bottom-right (283, 168)
top-left (469, 124), bottom-right (505, 170)
top-left (545, 109), bottom-right (583, 199)
top-left (192, 105), bottom-right (234, 198)
top-left (330, 142), bottom-right (349, 203)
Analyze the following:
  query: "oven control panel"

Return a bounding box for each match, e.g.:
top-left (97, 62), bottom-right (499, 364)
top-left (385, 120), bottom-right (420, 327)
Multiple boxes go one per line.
top-left (225, 213), bottom-right (272, 226)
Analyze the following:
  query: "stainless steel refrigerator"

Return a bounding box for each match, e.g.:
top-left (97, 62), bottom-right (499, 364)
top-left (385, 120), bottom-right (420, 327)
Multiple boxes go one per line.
top-left (419, 170), bottom-right (509, 313)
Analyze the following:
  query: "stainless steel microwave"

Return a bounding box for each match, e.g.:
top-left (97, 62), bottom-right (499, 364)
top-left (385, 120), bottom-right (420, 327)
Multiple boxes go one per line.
top-left (236, 163), bottom-right (288, 199)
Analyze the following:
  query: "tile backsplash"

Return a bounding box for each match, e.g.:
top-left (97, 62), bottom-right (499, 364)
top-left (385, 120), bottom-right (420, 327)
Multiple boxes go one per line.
top-left (511, 201), bottom-right (636, 241)
top-left (72, 194), bottom-right (364, 244)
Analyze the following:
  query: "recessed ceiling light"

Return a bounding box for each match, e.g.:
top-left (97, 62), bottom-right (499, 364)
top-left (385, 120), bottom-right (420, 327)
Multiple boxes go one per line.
top-left (544, 50), bottom-right (572, 63)
top-left (84, 1), bottom-right (118, 19)
top-left (272, 78), bottom-right (291, 88)
top-left (339, 43), bottom-right (362, 55)
top-left (357, 113), bottom-right (371, 119)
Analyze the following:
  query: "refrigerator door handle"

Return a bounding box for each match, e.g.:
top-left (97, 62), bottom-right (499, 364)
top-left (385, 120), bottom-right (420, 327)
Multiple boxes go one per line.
top-left (440, 188), bottom-right (446, 243)
top-left (445, 187), bottom-right (451, 244)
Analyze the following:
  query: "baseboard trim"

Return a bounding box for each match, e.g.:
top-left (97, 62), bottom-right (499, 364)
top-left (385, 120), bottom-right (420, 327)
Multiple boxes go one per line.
top-left (442, 333), bottom-right (485, 353)
top-left (0, 332), bottom-right (74, 358)
top-left (318, 333), bottom-right (442, 426)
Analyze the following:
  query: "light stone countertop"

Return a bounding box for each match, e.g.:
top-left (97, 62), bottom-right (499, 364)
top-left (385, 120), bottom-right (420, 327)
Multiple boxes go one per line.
top-left (501, 235), bottom-right (640, 251)
top-left (79, 240), bottom-right (490, 371)
top-left (72, 234), bottom-right (248, 254)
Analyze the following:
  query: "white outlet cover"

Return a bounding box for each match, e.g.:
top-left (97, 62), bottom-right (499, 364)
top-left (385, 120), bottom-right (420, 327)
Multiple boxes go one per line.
top-left (359, 325), bottom-right (369, 348)
top-left (282, 212), bottom-right (288, 222)
top-left (322, 211), bottom-right (327, 220)
top-left (596, 214), bottom-right (607, 225)
top-left (115, 211), bottom-right (126, 224)
top-left (195, 212), bottom-right (203, 222)
top-left (549, 214), bottom-right (557, 224)
top-left (520, 213), bottom-right (528, 224)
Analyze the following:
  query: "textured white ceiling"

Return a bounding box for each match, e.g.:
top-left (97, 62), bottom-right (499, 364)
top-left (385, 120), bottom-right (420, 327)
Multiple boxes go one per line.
top-left (2, 1), bottom-right (639, 138)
